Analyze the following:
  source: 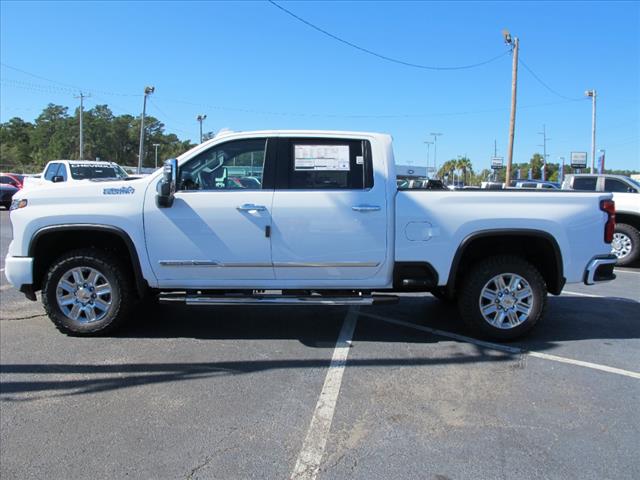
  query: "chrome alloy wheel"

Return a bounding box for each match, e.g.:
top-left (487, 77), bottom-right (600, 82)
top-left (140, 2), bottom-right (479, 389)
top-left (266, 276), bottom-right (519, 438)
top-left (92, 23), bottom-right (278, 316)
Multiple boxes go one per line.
top-left (611, 232), bottom-right (632, 259)
top-left (478, 273), bottom-right (533, 329)
top-left (56, 267), bottom-right (113, 323)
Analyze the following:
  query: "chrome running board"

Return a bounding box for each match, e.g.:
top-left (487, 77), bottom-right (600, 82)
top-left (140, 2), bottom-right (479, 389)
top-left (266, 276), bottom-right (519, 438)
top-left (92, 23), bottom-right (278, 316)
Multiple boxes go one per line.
top-left (158, 293), bottom-right (398, 306)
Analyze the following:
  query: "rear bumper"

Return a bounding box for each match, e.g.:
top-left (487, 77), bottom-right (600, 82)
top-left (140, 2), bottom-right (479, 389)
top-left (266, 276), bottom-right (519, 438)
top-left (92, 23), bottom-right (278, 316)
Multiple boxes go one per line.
top-left (583, 254), bottom-right (617, 285)
top-left (4, 255), bottom-right (34, 290)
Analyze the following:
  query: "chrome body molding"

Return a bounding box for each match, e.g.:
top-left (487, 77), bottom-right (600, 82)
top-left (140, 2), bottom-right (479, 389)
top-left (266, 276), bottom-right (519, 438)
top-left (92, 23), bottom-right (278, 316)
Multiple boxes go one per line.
top-left (159, 261), bottom-right (380, 268)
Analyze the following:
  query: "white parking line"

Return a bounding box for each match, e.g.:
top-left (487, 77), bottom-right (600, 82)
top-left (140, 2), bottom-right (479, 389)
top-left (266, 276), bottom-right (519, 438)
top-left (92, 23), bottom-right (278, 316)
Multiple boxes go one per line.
top-left (0, 284), bottom-right (11, 291)
top-left (358, 311), bottom-right (640, 380)
top-left (615, 268), bottom-right (640, 276)
top-left (290, 307), bottom-right (359, 480)
top-left (562, 290), bottom-right (639, 302)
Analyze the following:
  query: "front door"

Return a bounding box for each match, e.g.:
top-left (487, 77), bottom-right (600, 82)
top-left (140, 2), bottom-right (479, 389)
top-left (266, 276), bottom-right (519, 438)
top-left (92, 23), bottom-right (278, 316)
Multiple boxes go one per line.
top-left (144, 137), bottom-right (275, 288)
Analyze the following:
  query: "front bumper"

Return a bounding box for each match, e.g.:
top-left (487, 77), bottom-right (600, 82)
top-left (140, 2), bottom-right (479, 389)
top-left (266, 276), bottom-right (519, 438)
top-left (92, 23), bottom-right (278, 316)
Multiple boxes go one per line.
top-left (583, 254), bottom-right (617, 285)
top-left (3, 255), bottom-right (34, 290)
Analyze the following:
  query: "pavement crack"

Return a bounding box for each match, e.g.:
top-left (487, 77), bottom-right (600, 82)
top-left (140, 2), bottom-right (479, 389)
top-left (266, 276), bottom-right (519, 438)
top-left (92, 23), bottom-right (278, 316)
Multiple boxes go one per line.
top-left (0, 313), bottom-right (47, 321)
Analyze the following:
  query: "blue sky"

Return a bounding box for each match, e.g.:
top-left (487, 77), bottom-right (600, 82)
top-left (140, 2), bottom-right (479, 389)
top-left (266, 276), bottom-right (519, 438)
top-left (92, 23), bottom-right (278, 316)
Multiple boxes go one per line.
top-left (1, 1), bottom-right (638, 171)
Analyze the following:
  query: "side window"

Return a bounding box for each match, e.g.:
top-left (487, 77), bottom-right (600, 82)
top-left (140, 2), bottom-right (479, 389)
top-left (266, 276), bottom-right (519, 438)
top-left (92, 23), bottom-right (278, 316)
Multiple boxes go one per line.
top-left (44, 163), bottom-right (60, 181)
top-left (604, 178), bottom-right (633, 193)
top-left (281, 139), bottom-right (373, 190)
top-left (56, 164), bottom-right (68, 181)
top-left (178, 138), bottom-right (267, 191)
top-left (572, 177), bottom-right (597, 191)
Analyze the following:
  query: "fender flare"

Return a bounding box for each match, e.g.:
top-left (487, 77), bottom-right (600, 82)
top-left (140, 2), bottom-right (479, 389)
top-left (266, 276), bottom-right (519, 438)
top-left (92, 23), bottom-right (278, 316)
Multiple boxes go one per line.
top-left (29, 224), bottom-right (149, 298)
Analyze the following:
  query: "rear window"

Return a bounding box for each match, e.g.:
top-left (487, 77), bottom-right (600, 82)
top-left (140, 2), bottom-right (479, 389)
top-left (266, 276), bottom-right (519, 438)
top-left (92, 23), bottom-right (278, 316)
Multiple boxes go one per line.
top-left (70, 164), bottom-right (128, 180)
top-left (572, 177), bottom-right (597, 191)
top-left (281, 138), bottom-right (373, 190)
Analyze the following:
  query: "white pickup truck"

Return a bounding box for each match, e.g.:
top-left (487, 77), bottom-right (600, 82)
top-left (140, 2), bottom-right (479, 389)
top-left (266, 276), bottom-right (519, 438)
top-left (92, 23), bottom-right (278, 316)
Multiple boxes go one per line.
top-left (22, 160), bottom-right (130, 189)
top-left (5, 130), bottom-right (617, 340)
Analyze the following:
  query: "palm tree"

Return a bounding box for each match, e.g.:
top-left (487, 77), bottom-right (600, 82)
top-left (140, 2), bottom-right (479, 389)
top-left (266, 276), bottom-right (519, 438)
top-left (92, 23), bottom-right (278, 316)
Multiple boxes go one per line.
top-left (456, 157), bottom-right (474, 185)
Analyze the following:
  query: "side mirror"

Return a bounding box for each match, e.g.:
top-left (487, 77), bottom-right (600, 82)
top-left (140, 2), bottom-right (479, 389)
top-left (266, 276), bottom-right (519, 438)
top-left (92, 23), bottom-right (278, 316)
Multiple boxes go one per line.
top-left (52, 175), bottom-right (64, 183)
top-left (157, 158), bottom-right (178, 208)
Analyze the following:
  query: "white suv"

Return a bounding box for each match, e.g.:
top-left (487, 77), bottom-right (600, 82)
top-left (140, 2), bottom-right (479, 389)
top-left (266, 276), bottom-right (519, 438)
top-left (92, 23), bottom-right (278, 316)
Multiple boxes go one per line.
top-left (563, 174), bottom-right (640, 266)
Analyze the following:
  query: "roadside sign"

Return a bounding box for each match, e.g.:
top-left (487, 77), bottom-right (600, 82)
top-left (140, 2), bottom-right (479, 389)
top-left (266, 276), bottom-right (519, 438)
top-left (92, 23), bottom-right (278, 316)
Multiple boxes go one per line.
top-left (491, 157), bottom-right (504, 170)
top-left (570, 152), bottom-right (588, 168)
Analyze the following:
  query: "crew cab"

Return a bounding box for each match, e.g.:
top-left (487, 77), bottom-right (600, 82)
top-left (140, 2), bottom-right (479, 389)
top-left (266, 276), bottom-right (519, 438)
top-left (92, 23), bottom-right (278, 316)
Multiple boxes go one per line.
top-left (22, 160), bottom-right (129, 189)
top-left (5, 130), bottom-right (617, 340)
top-left (562, 173), bottom-right (640, 266)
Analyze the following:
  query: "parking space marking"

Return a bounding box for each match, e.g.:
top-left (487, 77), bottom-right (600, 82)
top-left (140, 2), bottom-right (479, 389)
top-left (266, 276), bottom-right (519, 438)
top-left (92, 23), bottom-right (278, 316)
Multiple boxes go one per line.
top-left (563, 290), bottom-right (639, 302)
top-left (616, 269), bottom-right (640, 276)
top-left (290, 307), bottom-right (358, 480)
top-left (0, 284), bottom-right (11, 291)
top-left (359, 312), bottom-right (640, 380)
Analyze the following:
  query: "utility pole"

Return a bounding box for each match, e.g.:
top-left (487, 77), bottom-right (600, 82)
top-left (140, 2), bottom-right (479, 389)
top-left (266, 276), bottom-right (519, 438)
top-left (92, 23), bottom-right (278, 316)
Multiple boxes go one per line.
top-left (430, 133), bottom-right (442, 175)
top-left (494, 139), bottom-right (497, 157)
top-left (424, 140), bottom-right (433, 177)
top-left (585, 90), bottom-right (597, 173)
top-left (74, 92), bottom-right (90, 160)
top-left (538, 124), bottom-right (550, 181)
top-left (137, 86), bottom-right (155, 174)
top-left (152, 143), bottom-right (160, 169)
top-left (503, 30), bottom-right (519, 185)
top-left (196, 114), bottom-right (207, 143)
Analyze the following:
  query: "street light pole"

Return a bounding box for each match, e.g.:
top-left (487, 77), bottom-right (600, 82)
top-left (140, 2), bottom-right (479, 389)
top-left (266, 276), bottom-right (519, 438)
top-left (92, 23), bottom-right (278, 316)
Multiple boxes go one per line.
top-left (585, 90), bottom-right (597, 173)
top-left (137, 86), bottom-right (155, 174)
top-left (152, 143), bottom-right (160, 169)
top-left (538, 124), bottom-right (550, 181)
top-left (424, 141), bottom-right (433, 177)
top-left (430, 133), bottom-right (442, 175)
top-left (196, 114), bottom-right (207, 143)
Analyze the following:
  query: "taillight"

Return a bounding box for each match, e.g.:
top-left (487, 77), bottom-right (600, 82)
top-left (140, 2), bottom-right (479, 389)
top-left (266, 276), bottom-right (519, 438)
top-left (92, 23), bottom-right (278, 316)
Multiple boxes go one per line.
top-left (600, 199), bottom-right (615, 243)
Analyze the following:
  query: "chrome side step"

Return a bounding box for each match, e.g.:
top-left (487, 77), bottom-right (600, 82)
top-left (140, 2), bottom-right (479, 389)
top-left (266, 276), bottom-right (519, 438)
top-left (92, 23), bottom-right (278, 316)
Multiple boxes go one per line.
top-left (158, 293), bottom-right (398, 306)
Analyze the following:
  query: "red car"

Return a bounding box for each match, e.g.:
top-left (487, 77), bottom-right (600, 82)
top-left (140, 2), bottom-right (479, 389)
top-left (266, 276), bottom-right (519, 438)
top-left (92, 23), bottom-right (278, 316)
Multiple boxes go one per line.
top-left (0, 173), bottom-right (24, 189)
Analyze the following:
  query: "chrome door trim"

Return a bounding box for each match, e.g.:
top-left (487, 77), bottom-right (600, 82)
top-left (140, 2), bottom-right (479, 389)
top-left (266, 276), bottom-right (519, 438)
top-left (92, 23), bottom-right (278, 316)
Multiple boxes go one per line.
top-left (159, 261), bottom-right (379, 268)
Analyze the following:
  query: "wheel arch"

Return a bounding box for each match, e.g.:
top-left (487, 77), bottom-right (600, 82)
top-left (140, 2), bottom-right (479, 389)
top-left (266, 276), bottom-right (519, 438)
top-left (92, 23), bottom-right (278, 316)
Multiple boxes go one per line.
top-left (29, 224), bottom-right (148, 298)
top-left (447, 229), bottom-right (565, 296)
top-left (615, 212), bottom-right (640, 232)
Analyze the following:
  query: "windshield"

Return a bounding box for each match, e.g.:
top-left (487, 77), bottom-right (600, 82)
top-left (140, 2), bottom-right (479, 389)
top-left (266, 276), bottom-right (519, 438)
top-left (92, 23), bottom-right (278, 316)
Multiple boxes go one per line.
top-left (627, 177), bottom-right (640, 189)
top-left (69, 164), bottom-right (128, 180)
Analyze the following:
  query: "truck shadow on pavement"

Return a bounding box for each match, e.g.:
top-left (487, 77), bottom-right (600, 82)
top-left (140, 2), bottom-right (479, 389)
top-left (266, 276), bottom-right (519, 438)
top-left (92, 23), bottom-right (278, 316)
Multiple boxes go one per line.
top-left (1, 296), bottom-right (638, 400)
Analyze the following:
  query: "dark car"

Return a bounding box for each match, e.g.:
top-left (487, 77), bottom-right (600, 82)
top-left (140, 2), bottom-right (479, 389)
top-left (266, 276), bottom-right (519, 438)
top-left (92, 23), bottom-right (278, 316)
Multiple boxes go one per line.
top-left (0, 173), bottom-right (24, 189)
top-left (0, 184), bottom-right (19, 209)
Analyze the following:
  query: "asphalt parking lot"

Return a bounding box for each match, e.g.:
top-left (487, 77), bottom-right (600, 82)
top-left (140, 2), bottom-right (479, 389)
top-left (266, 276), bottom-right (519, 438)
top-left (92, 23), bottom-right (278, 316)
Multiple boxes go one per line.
top-left (1, 209), bottom-right (639, 480)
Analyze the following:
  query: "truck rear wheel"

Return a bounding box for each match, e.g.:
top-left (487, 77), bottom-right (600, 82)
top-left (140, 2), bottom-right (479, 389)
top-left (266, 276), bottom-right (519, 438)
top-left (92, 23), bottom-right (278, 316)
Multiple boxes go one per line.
top-left (42, 248), bottom-right (132, 336)
top-left (611, 223), bottom-right (640, 266)
top-left (458, 256), bottom-right (547, 341)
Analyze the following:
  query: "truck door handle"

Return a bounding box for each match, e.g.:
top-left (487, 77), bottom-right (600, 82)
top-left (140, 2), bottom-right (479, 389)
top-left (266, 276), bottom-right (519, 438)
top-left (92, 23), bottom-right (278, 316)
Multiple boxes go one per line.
top-left (352, 205), bottom-right (381, 212)
top-left (237, 204), bottom-right (267, 212)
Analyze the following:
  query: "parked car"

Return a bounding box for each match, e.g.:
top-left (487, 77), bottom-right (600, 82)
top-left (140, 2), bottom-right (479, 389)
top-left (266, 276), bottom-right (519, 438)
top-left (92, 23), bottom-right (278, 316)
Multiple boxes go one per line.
top-left (5, 130), bottom-right (616, 340)
top-left (22, 160), bottom-right (129, 189)
top-left (510, 180), bottom-right (560, 190)
top-left (0, 173), bottom-right (24, 189)
top-left (562, 173), bottom-right (640, 266)
top-left (0, 183), bottom-right (19, 209)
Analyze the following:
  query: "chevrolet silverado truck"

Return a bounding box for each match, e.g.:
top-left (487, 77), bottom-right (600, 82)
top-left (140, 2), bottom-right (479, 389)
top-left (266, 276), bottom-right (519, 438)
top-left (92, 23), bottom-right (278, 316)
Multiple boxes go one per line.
top-left (562, 173), bottom-right (640, 266)
top-left (22, 160), bottom-right (130, 189)
top-left (5, 130), bottom-right (617, 340)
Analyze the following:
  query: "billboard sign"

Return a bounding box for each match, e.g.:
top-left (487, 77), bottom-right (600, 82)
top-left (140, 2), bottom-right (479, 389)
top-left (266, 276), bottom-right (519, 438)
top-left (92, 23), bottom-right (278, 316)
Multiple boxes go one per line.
top-left (570, 152), bottom-right (588, 169)
top-left (491, 157), bottom-right (504, 169)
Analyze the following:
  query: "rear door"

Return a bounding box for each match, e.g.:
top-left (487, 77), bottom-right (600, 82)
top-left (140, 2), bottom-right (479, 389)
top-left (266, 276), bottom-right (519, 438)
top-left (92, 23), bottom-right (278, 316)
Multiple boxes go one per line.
top-left (270, 137), bottom-right (387, 281)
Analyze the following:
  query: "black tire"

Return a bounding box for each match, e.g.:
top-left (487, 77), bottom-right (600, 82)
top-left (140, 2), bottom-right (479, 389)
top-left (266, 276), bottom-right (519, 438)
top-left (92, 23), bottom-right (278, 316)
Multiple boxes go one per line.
top-left (612, 223), bottom-right (640, 267)
top-left (457, 255), bottom-right (547, 341)
top-left (42, 248), bottom-right (133, 336)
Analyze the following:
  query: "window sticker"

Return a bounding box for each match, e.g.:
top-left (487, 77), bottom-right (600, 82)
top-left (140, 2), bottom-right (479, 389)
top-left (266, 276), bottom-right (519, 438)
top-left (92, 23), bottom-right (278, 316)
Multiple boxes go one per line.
top-left (294, 145), bottom-right (350, 171)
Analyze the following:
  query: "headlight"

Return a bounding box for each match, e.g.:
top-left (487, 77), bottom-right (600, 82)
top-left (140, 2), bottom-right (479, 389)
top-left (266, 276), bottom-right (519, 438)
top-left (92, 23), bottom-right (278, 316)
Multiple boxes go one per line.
top-left (9, 198), bottom-right (28, 210)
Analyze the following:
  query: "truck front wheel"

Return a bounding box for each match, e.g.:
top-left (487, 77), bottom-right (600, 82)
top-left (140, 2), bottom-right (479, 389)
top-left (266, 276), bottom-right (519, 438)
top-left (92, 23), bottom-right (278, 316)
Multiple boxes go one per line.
top-left (42, 248), bottom-right (132, 336)
top-left (458, 256), bottom-right (547, 341)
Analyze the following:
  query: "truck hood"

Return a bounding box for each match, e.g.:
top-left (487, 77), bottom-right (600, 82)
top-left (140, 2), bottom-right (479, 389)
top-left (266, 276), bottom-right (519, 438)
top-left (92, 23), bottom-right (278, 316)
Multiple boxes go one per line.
top-left (13, 176), bottom-right (152, 207)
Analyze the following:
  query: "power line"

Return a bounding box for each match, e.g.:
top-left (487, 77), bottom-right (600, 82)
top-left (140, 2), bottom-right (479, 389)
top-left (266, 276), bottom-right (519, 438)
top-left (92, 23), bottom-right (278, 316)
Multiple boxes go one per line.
top-left (518, 57), bottom-right (581, 101)
top-left (0, 62), bottom-right (140, 97)
top-left (267, 0), bottom-right (511, 71)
